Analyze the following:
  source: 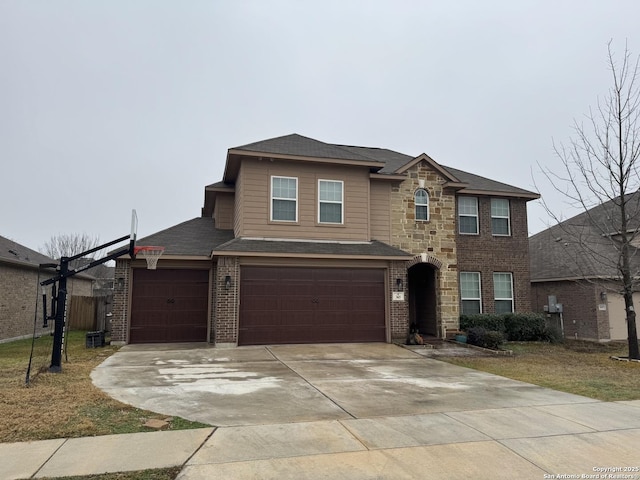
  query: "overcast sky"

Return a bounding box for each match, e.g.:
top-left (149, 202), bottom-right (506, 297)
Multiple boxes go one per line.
top-left (2, 1), bottom-right (639, 252)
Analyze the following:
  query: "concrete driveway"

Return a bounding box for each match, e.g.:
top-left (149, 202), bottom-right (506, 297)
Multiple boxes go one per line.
top-left (92, 343), bottom-right (640, 479)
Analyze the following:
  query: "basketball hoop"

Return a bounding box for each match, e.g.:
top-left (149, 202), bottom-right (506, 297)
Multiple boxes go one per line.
top-left (133, 246), bottom-right (165, 270)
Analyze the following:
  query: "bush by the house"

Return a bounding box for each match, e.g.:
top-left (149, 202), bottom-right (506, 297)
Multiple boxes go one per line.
top-left (460, 313), bottom-right (560, 343)
top-left (503, 313), bottom-right (547, 341)
top-left (459, 314), bottom-right (506, 333)
top-left (466, 327), bottom-right (505, 349)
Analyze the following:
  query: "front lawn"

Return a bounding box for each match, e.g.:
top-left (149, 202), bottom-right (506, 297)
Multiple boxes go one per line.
top-left (0, 331), bottom-right (209, 443)
top-left (441, 340), bottom-right (640, 401)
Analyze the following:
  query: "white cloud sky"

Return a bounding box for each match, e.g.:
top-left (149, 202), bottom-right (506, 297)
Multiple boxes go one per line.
top-left (1, 0), bottom-right (638, 251)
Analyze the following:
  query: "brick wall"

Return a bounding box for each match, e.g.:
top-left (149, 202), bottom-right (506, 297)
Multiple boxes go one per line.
top-left (531, 280), bottom-right (610, 340)
top-left (110, 259), bottom-right (130, 344)
top-left (1, 262), bottom-right (94, 342)
top-left (214, 256), bottom-right (239, 345)
top-left (389, 261), bottom-right (408, 342)
top-left (0, 263), bottom-right (48, 341)
top-left (456, 197), bottom-right (533, 313)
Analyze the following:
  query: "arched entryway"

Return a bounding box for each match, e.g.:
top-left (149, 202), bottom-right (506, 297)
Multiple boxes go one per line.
top-left (408, 263), bottom-right (438, 336)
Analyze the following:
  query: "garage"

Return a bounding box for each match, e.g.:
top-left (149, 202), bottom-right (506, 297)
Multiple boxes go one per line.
top-left (130, 268), bottom-right (210, 343)
top-left (239, 266), bottom-right (386, 345)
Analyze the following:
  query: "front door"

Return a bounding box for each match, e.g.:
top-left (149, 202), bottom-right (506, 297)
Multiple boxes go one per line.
top-left (408, 263), bottom-right (438, 336)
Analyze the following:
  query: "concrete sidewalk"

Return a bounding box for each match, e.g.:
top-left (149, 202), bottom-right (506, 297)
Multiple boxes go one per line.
top-left (3, 401), bottom-right (640, 479)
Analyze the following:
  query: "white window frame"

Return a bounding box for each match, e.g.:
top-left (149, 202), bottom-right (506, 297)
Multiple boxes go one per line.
top-left (460, 272), bottom-right (482, 315)
top-left (493, 272), bottom-right (514, 313)
top-left (318, 179), bottom-right (344, 224)
top-left (458, 197), bottom-right (479, 235)
top-left (491, 198), bottom-right (511, 236)
top-left (415, 188), bottom-right (429, 221)
top-left (270, 176), bottom-right (298, 222)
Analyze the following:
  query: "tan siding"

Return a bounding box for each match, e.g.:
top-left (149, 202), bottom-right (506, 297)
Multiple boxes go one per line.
top-left (236, 158), bottom-right (371, 241)
top-left (233, 169), bottom-right (244, 237)
top-left (214, 193), bottom-right (235, 229)
top-left (370, 181), bottom-right (391, 243)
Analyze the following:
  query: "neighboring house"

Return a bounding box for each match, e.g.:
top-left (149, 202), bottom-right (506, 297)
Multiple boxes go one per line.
top-left (112, 134), bottom-right (538, 346)
top-left (530, 194), bottom-right (640, 341)
top-left (0, 235), bottom-right (93, 343)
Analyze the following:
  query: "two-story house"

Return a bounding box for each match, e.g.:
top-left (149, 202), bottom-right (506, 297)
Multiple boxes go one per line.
top-left (111, 134), bottom-right (538, 346)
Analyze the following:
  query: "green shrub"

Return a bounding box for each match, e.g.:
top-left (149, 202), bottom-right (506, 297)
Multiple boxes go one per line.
top-left (460, 312), bottom-right (554, 342)
top-left (459, 314), bottom-right (505, 332)
top-left (466, 327), bottom-right (504, 349)
top-left (503, 313), bottom-right (547, 341)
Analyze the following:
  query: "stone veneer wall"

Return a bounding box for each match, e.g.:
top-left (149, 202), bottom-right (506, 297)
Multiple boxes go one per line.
top-left (390, 162), bottom-right (460, 336)
top-left (214, 256), bottom-right (240, 345)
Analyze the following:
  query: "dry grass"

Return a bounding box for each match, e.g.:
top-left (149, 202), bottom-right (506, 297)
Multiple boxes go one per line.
top-left (39, 467), bottom-right (182, 480)
top-left (0, 331), bottom-right (208, 443)
top-left (442, 340), bottom-right (640, 401)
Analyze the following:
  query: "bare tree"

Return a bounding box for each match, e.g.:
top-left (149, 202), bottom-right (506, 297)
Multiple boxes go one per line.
top-left (40, 233), bottom-right (103, 263)
top-left (538, 41), bottom-right (640, 359)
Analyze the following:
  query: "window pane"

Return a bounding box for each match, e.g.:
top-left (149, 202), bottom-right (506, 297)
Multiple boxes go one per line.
top-left (416, 205), bottom-right (428, 221)
top-left (320, 181), bottom-right (342, 201)
top-left (459, 216), bottom-right (478, 234)
top-left (492, 218), bottom-right (509, 235)
top-left (493, 273), bottom-right (512, 298)
top-left (272, 199), bottom-right (296, 221)
top-left (320, 202), bottom-right (342, 223)
top-left (415, 189), bottom-right (428, 204)
top-left (460, 272), bottom-right (480, 298)
top-left (458, 197), bottom-right (477, 215)
top-left (495, 300), bottom-right (513, 314)
top-left (273, 177), bottom-right (296, 199)
top-left (491, 198), bottom-right (509, 217)
top-left (462, 300), bottom-right (481, 315)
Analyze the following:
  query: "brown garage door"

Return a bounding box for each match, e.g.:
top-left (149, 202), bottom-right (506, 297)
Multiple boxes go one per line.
top-left (239, 267), bottom-right (386, 345)
top-left (130, 269), bottom-right (209, 343)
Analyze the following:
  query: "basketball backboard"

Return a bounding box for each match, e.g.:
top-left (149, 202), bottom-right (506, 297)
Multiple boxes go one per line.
top-left (130, 209), bottom-right (138, 257)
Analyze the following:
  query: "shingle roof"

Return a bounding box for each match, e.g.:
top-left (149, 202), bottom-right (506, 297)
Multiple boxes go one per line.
top-left (135, 218), bottom-right (234, 256)
top-left (529, 192), bottom-right (640, 281)
top-left (0, 235), bottom-right (56, 268)
top-left (213, 238), bottom-right (412, 258)
top-left (232, 134), bottom-right (382, 163)
top-left (230, 134), bottom-right (537, 197)
top-left (444, 166), bottom-right (539, 198)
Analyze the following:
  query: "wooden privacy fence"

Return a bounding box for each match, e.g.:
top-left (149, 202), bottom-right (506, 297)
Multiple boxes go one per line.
top-left (68, 295), bottom-right (112, 331)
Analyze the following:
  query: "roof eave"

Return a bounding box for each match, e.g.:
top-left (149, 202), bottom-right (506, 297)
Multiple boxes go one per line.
top-left (211, 250), bottom-right (413, 261)
top-left (224, 149), bottom-right (384, 182)
top-left (458, 188), bottom-right (540, 200)
top-left (370, 173), bottom-right (408, 181)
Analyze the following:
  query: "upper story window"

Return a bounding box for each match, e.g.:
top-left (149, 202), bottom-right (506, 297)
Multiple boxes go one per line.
top-left (415, 189), bottom-right (429, 221)
top-left (493, 272), bottom-right (514, 313)
top-left (460, 272), bottom-right (482, 314)
top-left (318, 180), bottom-right (343, 224)
top-left (271, 176), bottom-right (297, 222)
top-left (491, 198), bottom-right (511, 236)
top-left (458, 197), bottom-right (478, 234)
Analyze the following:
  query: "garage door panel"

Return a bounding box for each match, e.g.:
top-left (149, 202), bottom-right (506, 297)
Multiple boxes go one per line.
top-left (130, 269), bottom-right (209, 344)
top-left (239, 266), bottom-right (385, 345)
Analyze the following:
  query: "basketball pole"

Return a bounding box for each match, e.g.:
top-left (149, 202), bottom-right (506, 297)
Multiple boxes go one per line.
top-left (41, 233), bottom-right (135, 372)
